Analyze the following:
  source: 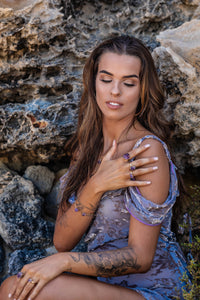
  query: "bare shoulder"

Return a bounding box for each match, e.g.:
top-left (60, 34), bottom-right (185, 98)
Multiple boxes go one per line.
top-left (135, 136), bottom-right (170, 204)
top-left (136, 136), bottom-right (167, 160)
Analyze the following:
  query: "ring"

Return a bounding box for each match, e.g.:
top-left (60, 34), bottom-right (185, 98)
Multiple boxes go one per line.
top-left (17, 272), bottom-right (25, 279)
top-left (129, 162), bottom-right (136, 171)
top-left (123, 153), bottom-right (130, 161)
top-left (28, 278), bottom-right (37, 284)
top-left (130, 171), bottom-right (134, 181)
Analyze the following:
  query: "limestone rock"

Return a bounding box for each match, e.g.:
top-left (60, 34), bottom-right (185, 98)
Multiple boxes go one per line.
top-left (24, 165), bottom-right (55, 194)
top-left (157, 19), bottom-right (200, 75)
top-left (153, 19), bottom-right (200, 169)
top-left (0, 175), bottom-right (54, 250)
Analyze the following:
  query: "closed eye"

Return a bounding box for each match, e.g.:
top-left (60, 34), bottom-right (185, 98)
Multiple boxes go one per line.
top-left (124, 83), bottom-right (135, 87)
top-left (101, 79), bottom-right (112, 83)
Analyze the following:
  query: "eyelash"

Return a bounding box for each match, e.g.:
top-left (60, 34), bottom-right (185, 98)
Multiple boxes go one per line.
top-left (100, 79), bottom-right (135, 87)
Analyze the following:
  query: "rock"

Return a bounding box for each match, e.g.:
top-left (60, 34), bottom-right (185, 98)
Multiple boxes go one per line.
top-left (8, 247), bottom-right (47, 276)
top-left (44, 180), bottom-right (60, 219)
top-left (0, 238), bottom-right (5, 274)
top-left (0, 0), bottom-right (197, 172)
top-left (153, 19), bottom-right (200, 169)
top-left (0, 175), bottom-right (54, 250)
top-left (44, 168), bottom-right (68, 219)
top-left (0, 161), bottom-right (17, 194)
top-left (24, 165), bottom-right (55, 194)
top-left (157, 19), bottom-right (200, 75)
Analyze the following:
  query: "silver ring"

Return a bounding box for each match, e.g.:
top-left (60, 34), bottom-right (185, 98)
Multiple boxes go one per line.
top-left (130, 171), bottom-right (134, 181)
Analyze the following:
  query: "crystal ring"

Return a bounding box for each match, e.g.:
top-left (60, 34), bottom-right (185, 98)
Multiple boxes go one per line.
top-left (28, 278), bottom-right (37, 284)
top-left (17, 272), bottom-right (24, 279)
top-left (129, 162), bottom-right (136, 171)
top-left (123, 153), bottom-right (130, 161)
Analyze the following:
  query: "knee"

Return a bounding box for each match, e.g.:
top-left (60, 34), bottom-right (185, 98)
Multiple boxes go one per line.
top-left (0, 276), bottom-right (16, 300)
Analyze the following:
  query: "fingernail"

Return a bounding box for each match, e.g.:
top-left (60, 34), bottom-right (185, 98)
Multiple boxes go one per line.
top-left (144, 144), bottom-right (150, 148)
top-left (153, 166), bottom-right (158, 170)
top-left (8, 294), bottom-right (12, 298)
top-left (146, 181), bottom-right (151, 184)
top-left (153, 157), bottom-right (158, 160)
top-left (113, 140), bottom-right (116, 146)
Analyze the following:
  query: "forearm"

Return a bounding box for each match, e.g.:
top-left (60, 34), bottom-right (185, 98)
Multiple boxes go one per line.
top-left (54, 176), bottom-right (103, 252)
top-left (63, 247), bottom-right (142, 277)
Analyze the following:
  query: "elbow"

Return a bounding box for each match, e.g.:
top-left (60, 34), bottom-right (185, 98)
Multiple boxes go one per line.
top-left (139, 260), bottom-right (152, 273)
top-left (138, 254), bottom-right (154, 273)
top-left (53, 235), bottom-right (73, 253)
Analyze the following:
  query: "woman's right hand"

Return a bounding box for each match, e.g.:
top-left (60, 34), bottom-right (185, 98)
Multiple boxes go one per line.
top-left (92, 140), bottom-right (158, 194)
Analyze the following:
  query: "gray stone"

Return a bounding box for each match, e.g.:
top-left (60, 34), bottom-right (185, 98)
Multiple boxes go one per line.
top-left (0, 175), bottom-right (54, 250)
top-left (24, 165), bottom-right (55, 194)
top-left (0, 161), bottom-right (17, 194)
top-left (0, 238), bottom-right (5, 274)
top-left (44, 180), bottom-right (60, 219)
top-left (8, 247), bottom-right (46, 276)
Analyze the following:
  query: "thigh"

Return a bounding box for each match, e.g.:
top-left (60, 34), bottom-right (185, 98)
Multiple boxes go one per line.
top-left (35, 273), bottom-right (145, 300)
top-left (0, 274), bottom-right (145, 300)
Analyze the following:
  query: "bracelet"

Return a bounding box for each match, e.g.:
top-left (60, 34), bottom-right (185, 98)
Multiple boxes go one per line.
top-left (74, 197), bottom-right (96, 217)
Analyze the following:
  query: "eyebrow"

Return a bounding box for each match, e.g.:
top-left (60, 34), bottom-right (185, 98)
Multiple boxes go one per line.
top-left (99, 70), bottom-right (139, 79)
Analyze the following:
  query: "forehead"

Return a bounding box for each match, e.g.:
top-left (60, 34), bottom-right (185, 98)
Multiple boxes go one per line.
top-left (97, 52), bottom-right (141, 76)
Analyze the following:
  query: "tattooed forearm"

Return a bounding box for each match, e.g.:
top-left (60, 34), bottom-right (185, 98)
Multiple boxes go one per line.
top-left (68, 247), bottom-right (141, 277)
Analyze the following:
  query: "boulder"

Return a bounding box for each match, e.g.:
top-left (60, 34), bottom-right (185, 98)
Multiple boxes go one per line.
top-left (0, 175), bottom-right (54, 250)
top-left (24, 165), bottom-right (55, 194)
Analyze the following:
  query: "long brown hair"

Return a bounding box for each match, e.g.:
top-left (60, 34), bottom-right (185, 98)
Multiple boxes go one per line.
top-left (60, 35), bottom-right (171, 210)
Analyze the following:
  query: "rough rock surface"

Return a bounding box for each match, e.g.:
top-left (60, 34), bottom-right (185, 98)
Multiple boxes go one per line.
top-left (0, 0), bottom-right (199, 171)
top-left (153, 19), bottom-right (200, 169)
top-left (7, 247), bottom-right (47, 277)
top-left (0, 175), bottom-right (54, 249)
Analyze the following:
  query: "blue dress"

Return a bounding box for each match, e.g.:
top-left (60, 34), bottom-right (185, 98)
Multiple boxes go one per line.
top-left (61, 135), bottom-right (189, 300)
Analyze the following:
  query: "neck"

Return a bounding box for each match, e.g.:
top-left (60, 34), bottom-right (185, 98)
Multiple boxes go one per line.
top-left (102, 117), bottom-right (138, 153)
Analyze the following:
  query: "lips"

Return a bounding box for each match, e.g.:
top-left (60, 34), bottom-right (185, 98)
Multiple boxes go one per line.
top-left (106, 101), bottom-right (123, 109)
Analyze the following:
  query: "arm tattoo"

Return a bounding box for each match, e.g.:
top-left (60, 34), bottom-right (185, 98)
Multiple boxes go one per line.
top-left (69, 247), bottom-right (141, 277)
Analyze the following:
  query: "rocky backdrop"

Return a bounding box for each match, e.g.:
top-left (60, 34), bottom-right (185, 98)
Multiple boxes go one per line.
top-left (0, 0), bottom-right (199, 282)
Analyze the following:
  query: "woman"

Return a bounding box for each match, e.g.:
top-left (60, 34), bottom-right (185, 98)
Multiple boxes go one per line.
top-left (0, 35), bottom-right (189, 300)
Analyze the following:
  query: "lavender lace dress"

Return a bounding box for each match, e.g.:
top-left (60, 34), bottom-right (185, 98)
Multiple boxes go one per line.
top-left (62, 135), bottom-right (189, 300)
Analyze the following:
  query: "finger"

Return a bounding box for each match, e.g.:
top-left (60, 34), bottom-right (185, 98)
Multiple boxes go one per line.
top-left (130, 156), bottom-right (158, 168)
top-left (103, 140), bottom-right (117, 160)
top-left (131, 166), bottom-right (158, 177)
top-left (8, 276), bottom-right (18, 299)
top-left (129, 180), bottom-right (151, 186)
top-left (27, 281), bottom-right (46, 300)
top-left (16, 280), bottom-right (37, 300)
top-left (128, 143), bottom-right (151, 160)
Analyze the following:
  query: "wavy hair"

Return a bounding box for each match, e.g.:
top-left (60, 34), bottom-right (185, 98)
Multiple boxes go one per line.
top-left (60, 35), bottom-right (171, 211)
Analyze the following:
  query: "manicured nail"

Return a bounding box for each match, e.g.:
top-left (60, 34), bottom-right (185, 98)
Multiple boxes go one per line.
top-left (146, 181), bottom-right (151, 184)
top-left (153, 157), bottom-right (158, 161)
top-left (144, 144), bottom-right (150, 148)
top-left (8, 294), bottom-right (12, 298)
top-left (113, 139), bottom-right (116, 146)
top-left (153, 166), bottom-right (158, 170)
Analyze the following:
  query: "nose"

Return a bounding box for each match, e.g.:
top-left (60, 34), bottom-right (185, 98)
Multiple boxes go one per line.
top-left (111, 81), bottom-right (121, 97)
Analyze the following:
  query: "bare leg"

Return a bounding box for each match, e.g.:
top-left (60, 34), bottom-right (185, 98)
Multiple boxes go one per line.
top-left (0, 274), bottom-right (145, 300)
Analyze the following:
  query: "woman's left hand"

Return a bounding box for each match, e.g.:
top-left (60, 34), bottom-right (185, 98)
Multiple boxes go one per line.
top-left (9, 253), bottom-right (68, 300)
